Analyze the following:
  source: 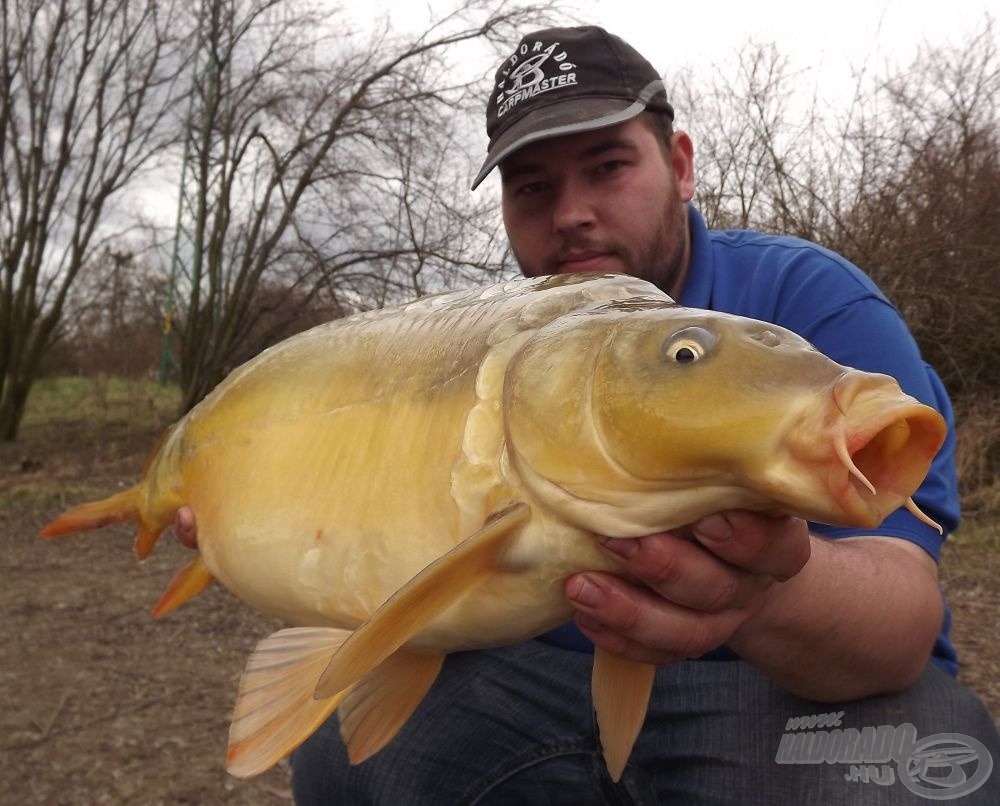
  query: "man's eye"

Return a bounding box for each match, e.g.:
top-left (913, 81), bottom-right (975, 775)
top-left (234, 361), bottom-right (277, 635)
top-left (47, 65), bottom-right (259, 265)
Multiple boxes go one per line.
top-left (595, 160), bottom-right (626, 175)
top-left (515, 181), bottom-right (546, 197)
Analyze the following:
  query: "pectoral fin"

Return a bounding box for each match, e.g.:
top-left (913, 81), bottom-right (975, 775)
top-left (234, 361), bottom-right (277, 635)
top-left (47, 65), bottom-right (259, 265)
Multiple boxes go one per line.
top-left (592, 647), bottom-right (655, 781)
top-left (150, 556), bottom-right (215, 617)
top-left (227, 627), bottom-right (352, 779)
top-left (314, 502), bottom-right (530, 698)
top-left (339, 648), bottom-right (445, 765)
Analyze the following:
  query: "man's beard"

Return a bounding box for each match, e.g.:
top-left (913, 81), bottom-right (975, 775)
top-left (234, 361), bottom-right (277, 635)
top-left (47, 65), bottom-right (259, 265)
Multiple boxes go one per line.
top-left (627, 194), bottom-right (689, 297)
top-left (513, 194), bottom-right (690, 297)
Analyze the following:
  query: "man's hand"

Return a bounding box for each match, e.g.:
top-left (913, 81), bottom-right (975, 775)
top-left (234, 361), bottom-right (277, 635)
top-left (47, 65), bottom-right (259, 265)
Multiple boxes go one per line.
top-left (566, 511), bottom-right (943, 700)
top-left (174, 506), bottom-right (199, 550)
top-left (565, 511), bottom-right (811, 666)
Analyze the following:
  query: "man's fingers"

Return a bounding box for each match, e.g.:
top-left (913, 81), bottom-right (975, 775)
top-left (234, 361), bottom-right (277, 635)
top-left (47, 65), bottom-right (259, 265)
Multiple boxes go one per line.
top-left (566, 513), bottom-right (813, 666)
top-left (574, 611), bottom-right (681, 667)
top-left (174, 506), bottom-right (198, 549)
top-left (566, 572), bottom-right (747, 663)
top-left (599, 531), bottom-right (771, 612)
top-left (690, 511), bottom-right (810, 581)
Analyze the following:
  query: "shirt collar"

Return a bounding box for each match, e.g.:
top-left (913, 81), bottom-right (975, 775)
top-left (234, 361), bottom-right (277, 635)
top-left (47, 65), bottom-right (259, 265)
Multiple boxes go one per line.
top-left (678, 205), bottom-right (713, 308)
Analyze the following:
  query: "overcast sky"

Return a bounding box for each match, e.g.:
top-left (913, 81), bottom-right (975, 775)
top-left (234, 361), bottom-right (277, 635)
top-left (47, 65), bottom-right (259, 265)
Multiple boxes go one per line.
top-left (582, 0), bottom-right (992, 72)
top-left (585, 0), bottom-right (994, 109)
top-left (363, 0), bottom-right (994, 108)
top-left (139, 0), bottom-right (995, 222)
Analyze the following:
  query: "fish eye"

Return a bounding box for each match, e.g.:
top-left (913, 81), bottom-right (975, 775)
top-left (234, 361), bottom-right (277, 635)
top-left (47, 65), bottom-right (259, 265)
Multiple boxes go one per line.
top-left (674, 346), bottom-right (697, 363)
top-left (662, 327), bottom-right (716, 365)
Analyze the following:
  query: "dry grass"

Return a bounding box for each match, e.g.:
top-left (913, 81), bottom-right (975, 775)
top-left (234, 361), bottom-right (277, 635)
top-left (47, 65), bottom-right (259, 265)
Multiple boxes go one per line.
top-left (942, 394), bottom-right (1000, 717)
top-left (954, 393), bottom-right (1000, 516)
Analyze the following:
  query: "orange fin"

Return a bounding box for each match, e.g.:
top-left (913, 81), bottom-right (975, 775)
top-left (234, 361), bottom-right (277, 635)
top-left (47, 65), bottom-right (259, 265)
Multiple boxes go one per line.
top-left (151, 556), bottom-right (215, 618)
top-left (133, 522), bottom-right (164, 560)
top-left (39, 424), bottom-right (183, 559)
top-left (314, 502), bottom-right (529, 699)
top-left (38, 484), bottom-right (171, 560)
top-left (227, 627), bottom-right (352, 779)
top-left (339, 649), bottom-right (444, 765)
top-left (592, 647), bottom-right (655, 781)
top-left (38, 486), bottom-right (142, 538)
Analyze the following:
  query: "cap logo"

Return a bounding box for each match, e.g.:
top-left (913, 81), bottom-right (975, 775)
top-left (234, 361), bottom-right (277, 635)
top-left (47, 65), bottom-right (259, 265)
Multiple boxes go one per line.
top-left (493, 40), bottom-right (578, 120)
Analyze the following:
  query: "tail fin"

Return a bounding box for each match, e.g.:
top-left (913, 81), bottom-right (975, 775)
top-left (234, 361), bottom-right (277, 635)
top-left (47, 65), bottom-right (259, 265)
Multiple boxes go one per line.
top-left (38, 485), bottom-right (169, 560)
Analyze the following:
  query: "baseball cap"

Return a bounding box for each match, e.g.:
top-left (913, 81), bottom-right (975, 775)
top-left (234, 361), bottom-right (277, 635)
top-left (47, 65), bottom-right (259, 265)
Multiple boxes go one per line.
top-left (471, 25), bottom-right (673, 190)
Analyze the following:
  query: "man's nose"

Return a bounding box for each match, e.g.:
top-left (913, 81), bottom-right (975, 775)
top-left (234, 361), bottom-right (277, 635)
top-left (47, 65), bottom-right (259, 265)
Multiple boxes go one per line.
top-left (552, 181), bottom-right (596, 232)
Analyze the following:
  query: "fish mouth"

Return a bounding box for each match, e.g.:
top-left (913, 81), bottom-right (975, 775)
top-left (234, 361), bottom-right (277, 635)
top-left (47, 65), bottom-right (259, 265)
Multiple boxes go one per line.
top-left (827, 375), bottom-right (947, 530)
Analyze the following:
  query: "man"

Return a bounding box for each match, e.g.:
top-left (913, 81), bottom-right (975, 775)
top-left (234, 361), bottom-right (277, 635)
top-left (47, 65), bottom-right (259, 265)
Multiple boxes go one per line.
top-left (180, 26), bottom-right (999, 804)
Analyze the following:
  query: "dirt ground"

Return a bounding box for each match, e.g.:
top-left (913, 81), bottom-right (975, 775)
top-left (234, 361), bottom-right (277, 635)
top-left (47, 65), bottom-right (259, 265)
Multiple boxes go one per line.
top-left (1, 384), bottom-right (292, 804)
top-left (1, 379), bottom-right (997, 805)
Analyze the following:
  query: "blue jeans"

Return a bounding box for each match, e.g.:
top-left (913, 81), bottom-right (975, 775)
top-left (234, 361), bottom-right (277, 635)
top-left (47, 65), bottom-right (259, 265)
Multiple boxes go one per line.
top-left (291, 642), bottom-right (1000, 804)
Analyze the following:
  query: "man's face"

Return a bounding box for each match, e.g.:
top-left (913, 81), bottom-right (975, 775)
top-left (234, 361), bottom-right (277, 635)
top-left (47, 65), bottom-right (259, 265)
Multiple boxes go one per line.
top-left (499, 117), bottom-right (695, 296)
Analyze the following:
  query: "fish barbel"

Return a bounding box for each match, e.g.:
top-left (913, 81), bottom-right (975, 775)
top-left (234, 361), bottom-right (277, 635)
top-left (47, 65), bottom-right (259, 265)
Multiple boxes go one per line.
top-left (39, 273), bottom-right (946, 781)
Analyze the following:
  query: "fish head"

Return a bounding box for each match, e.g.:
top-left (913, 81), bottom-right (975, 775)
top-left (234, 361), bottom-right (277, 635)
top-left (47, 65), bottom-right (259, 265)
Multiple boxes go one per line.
top-left (505, 300), bottom-right (947, 534)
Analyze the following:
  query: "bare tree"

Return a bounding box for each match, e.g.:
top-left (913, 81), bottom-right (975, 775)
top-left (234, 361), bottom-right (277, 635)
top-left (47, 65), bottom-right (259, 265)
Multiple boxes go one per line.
top-left (680, 22), bottom-right (999, 399)
top-left (309, 93), bottom-right (517, 307)
top-left (682, 43), bottom-right (842, 241)
top-left (681, 45), bottom-right (780, 229)
top-left (0, 0), bottom-right (189, 439)
top-left (48, 244), bottom-right (166, 377)
top-left (838, 21), bottom-right (1000, 397)
top-left (166, 0), bottom-right (549, 413)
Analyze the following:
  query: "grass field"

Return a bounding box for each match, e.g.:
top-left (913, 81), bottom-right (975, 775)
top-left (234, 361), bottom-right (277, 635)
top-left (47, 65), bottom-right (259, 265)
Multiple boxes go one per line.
top-left (1, 376), bottom-right (996, 803)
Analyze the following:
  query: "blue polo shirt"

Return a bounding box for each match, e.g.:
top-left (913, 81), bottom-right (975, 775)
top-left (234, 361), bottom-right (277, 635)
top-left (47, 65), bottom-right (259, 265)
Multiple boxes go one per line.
top-left (539, 206), bottom-right (961, 675)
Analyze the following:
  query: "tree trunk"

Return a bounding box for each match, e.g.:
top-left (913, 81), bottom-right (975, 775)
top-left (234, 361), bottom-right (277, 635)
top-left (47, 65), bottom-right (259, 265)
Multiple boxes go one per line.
top-left (0, 370), bottom-right (33, 441)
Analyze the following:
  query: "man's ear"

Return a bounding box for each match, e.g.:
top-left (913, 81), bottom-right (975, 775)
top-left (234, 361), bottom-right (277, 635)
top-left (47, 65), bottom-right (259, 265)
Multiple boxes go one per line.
top-left (670, 131), bottom-right (695, 203)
